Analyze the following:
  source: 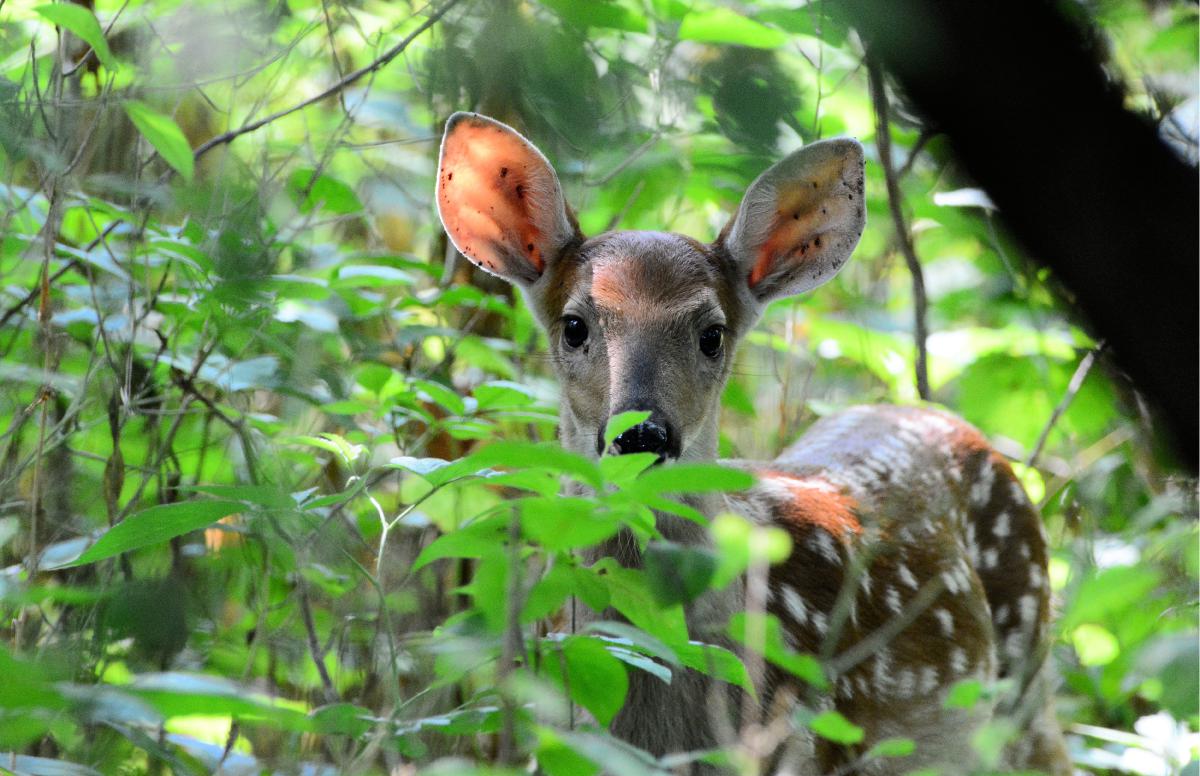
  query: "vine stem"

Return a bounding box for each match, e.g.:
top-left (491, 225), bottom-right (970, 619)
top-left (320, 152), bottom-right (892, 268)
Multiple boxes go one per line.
top-left (868, 55), bottom-right (931, 402)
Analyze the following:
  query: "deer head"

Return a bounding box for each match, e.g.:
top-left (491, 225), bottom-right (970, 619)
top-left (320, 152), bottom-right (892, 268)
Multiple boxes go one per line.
top-left (435, 112), bottom-right (865, 463)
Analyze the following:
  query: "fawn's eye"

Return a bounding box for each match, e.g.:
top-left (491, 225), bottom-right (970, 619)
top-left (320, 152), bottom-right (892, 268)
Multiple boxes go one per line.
top-left (699, 325), bottom-right (724, 359)
top-left (562, 316), bottom-right (588, 349)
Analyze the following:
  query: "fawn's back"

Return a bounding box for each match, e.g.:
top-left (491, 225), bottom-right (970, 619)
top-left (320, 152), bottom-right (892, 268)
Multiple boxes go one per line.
top-left (433, 112), bottom-right (1069, 773)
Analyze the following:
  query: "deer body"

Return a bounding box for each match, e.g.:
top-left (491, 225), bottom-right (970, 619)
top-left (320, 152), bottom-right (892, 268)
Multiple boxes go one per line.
top-left (435, 113), bottom-right (1069, 773)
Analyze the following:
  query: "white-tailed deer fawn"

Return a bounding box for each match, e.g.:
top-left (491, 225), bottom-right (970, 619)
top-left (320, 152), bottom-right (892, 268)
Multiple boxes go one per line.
top-left (435, 112), bottom-right (1070, 774)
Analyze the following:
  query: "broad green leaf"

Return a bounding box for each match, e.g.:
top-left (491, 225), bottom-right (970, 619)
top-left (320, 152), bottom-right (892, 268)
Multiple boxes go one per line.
top-left (675, 641), bottom-right (755, 695)
top-left (585, 621), bottom-right (680, 667)
top-left (592, 559), bottom-right (688, 645)
top-left (943, 678), bottom-right (984, 709)
top-left (679, 8), bottom-right (786, 48)
top-left (867, 737), bottom-right (916, 758)
top-left (1071, 624), bottom-right (1120, 666)
top-left (603, 410), bottom-right (651, 448)
top-left (288, 168), bottom-right (363, 215)
top-left (123, 101), bottom-right (194, 181)
top-left (539, 0), bottom-right (648, 32)
top-left (710, 513), bottom-right (793, 587)
top-left (606, 646), bottom-right (672, 684)
top-left (412, 516), bottom-right (508, 572)
top-left (521, 497), bottom-right (621, 551)
top-left (807, 710), bottom-right (864, 745)
top-left (554, 730), bottom-right (664, 776)
top-left (67, 501), bottom-right (243, 566)
top-left (628, 464), bottom-right (754, 497)
top-left (643, 542), bottom-right (716, 605)
top-left (469, 441), bottom-right (603, 490)
top-left (35, 4), bottom-right (116, 70)
top-left (542, 636), bottom-right (628, 727)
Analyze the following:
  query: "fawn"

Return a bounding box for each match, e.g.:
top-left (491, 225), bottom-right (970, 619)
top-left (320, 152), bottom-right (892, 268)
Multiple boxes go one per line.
top-left (434, 112), bottom-right (1070, 774)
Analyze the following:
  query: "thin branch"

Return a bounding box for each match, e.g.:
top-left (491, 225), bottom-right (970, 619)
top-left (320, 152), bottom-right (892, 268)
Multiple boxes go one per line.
top-left (1026, 342), bottom-right (1105, 468)
top-left (191, 0), bottom-right (463, 162)
top-left (897, 128), bottom-right (933, 179)
top-left (298, 576), bottom-right (339, 704)
top-left (868, 55), bottom-right (931, 401)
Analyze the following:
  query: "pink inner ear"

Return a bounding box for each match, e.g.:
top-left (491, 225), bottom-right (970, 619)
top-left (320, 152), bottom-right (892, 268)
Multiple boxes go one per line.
top-left (438, 119), bottom-right (547, 275)
top-left (747, 155), bottom-right (846, 287)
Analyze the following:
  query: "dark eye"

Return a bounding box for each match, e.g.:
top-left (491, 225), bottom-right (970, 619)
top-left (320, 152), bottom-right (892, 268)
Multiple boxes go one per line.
top-left (699, 325), bottom-right (724, 359)
top-left (563, 315), bottom-right (588, 349)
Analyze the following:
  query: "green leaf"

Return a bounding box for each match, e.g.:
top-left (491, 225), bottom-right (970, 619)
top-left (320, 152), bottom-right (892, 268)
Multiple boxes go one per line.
top-left (288, 168), bottom-right (363, 215)
top-left (807, 710), bottom-right (864, 745)
top-left (35, 4), bottom-right (117, 70)
top-left (675, 641), bottom-right (755, 695)
top-left (627, 464), bottom-right (754, 497)
top-left (678, 8), bottom-right (787, 48)
top-left (542, 636), bottom-right (629, 727)
top-left (592, 559), bottom-right (689, 645)
top-left (123, 101), bottom-right (194, 182)
top-left (412, 517), bottom-right (508, 572)
top-left (867, 737), bottom-right (916, 758)
top-left (710, 513), bottom-right (793, 588)
top-left (539, 0), bottom-right (648, 32)
top-left (521, 497), bottom-right (621, 551)
top-left (1071, 623), bottom-right (1120, 666)
top-left (643, 542), bottom-right (716, 605)
top-left (943, 678), bottom-right (984, 709)
top-left (66, 501), bottom-right (243, 567)
top-left (469, 441), bottom-right (603, 490)
top-left (603, 410), bottom-right (651, 448)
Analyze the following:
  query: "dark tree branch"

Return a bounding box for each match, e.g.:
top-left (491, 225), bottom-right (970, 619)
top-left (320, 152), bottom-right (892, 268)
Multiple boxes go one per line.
top-left (868, 55), bottom-right (931, 401)
top-left (840, 0), bottom-right (1200, 469)
top-left (191, 0), bottom-right (463, 162)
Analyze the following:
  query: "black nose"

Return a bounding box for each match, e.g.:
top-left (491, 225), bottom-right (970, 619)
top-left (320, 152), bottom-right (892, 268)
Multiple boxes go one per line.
top-left (611, 420), bottom-right (674, 460)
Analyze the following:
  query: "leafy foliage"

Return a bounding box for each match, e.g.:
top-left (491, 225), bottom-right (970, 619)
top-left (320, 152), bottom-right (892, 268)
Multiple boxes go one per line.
top-left (0, 0), bottom-right (1196, 774)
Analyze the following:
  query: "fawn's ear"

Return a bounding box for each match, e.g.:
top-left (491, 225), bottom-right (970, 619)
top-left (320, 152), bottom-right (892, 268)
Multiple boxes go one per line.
top-left (436, 112), bottom-right (580, 286)
top-left (719, 138), bottom-right (866, 303)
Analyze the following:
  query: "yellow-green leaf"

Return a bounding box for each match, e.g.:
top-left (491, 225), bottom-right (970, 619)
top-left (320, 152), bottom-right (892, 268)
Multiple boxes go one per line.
top-left (123, 101), bottom-right (195, 181)
top-left (35, 4), bottom-right (117, 70)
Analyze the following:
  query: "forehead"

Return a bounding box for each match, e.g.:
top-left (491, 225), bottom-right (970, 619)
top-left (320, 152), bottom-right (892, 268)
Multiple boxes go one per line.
top-left (579, 232), bottom-right (722, 318)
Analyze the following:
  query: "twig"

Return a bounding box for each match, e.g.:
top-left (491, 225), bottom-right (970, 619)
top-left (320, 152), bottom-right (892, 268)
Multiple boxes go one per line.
top-left (897, 128), bottom-right (933, 179)
top-left (1026, 342), bottom-right (1105, 468)
top-left (191, 0), bottom-right (463, 162)
top-left (868, 55), bottom-right (930, 401)
top-left (496, 507), bottom-right (525, 764)
top-left (298, 576), bottom-right (339, 704)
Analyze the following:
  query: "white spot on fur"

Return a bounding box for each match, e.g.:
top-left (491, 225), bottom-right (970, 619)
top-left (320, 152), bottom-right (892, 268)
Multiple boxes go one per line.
top-left (897, 562), bottom-right (919, 590)
top-left (1028, 565), bottom-right (1044, 589)
top-left (885, 586), bottom-right (902, 614)
top-left (809, 531), bottom-right (841, 565)
top-left (810, 610), bottom-right (828, 637)
top-left (993, 511), bottom-right (1011, 538)
top-left (933, 608), bottom-right (954, 637)
top-left (971, 464), bottom-right (995, 506)
top-left (1019, 594), bottom-right (1039, 625)
top-left (873, 649), bottom-right (894, 693)
top-left (995, 604), bottom-right (1010, 626)
top-left (950, 647), bottom-right (969, 675)
top-left (918, 665), bottom-right (939, 693)
top-left (1018, 542), bottom-right (1031, 559)
top-left (895, 668), bottom-right (916, 699)
top-left (858, 568), bottom-right (873, 597)
top-left (838, 676), bottom-right (855, 698)
top-left (983, 547), bottom-right (999, 570)
top-left (781, 585), bottom-right (810, 626)
top-left (1004, 631), bottom-right (1025, 661)
top-left (941, 570), bottom-right (962, 595)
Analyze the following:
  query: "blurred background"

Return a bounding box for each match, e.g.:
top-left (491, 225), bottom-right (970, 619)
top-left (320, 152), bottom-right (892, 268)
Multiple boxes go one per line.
top-left (0, 0), bottom-right (1196, 773)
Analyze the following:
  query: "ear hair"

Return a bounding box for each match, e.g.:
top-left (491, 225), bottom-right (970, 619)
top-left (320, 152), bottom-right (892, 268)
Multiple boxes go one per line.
top-left (719, 138), bottom-right (866, 304)
top-left (436, 112), bottom-right (581, 286)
